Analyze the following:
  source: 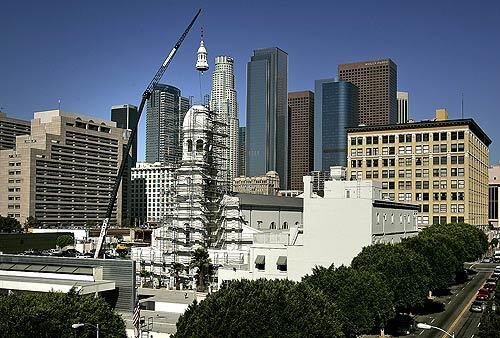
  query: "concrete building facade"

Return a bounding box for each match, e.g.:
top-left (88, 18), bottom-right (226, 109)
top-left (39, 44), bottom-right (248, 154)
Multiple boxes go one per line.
top-left (233, 171), bottom-right (280, 196)
top-left (130, 162), bottom-right (176, 226)
top-left (210, 56), bottom-right (239, 190)
top-left (397, 91), bottom-right (409, 124)
top-left (246, 47), bottom-right (288, 189)
top-left (288, 91), bottom-right (314, 191)
top-left (489, 165), bottom-right (500, 228)
top-left (338, 59), bottom-right (397, 126)
top-left (0, 111), bottom-right (31, 150)
top-left (0, 110), bottom-right (129, 226)
top-left (217, 176), bottom-right (418, 284)
top-left (347, 110), bottom-right (491, 227)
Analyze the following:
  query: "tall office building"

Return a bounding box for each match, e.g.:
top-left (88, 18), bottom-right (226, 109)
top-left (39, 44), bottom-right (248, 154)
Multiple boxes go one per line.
top-left (238, 126), bottom-right (246, 177)
top-left (0, 111), bottom-right (31, 150)
top-left (288, 91), bottom-right (314, 190)
top-left (314, 79), bottom-right (358, 170)
top-left (146, 84), bottom-right (190, 165)
top-left (397, 91), bottom-right (409, 124)
top-left (130, 162), bottom-right (176, 225)
top-left (210, 56), bottom-right (239, 190)
top-left (338, 59), bottom-right (397, 125)
top-left (111, 104), bottom-right (139, 166)
top-left (246, 47), bottom-right (288, 189)
top-left (347, 109), bottom-right (491, 228)
top-left (0, 110), bottom-right (129, 226)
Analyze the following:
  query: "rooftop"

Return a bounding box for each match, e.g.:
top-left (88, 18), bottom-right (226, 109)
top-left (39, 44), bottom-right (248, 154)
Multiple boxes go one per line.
top-left (347, 118), bottom-right (492, 146)
top-left (235, 193), bottom-right (303, 210)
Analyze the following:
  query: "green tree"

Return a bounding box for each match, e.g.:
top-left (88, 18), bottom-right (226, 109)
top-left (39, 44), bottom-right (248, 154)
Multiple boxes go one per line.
top-left (351, 243), bottom-right (431, 310)
top-left (303, 265), bottom-right (394, 337)
top-left (189, 248), bottom-right (213, 292)
top-left (56, 234), bottom-right (74, 248)
top-left (0, 289), bottom-right (126, 337)
top-left (24, 216), bottom-right (41, 229)
top-left (174, 279), bottom-right (342, 338)
top-left (0, 215), bottom-right (21, 233)
top-left (170, 262), bottom-right (185, 290)
top-left (402, 235), bottom-right (458, 291)
top-left (478, 308), bottom-right (500, 338)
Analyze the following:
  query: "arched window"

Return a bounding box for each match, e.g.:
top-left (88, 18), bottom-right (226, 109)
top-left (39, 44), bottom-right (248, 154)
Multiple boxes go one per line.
top-left (270, 222), bottom-right (276, 230)
top-left (196, 139), bottom-right (203, 152)
top-left (187, 139), bottom-right (193, 152)
top-left (295, 221), bottom-right (300, 226)
top-left (282, 222), bottom-right (288, 230)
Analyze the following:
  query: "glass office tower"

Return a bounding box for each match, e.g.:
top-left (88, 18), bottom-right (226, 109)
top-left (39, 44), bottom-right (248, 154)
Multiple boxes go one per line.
top-left (246, 47), bottom-right (288, 188)
top-left (314, 79), bottom-right (358, 170)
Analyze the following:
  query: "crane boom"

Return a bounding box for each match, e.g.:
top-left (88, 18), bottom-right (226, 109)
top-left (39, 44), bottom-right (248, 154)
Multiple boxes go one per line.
top-left (94, 9), bottom-right (202, 259)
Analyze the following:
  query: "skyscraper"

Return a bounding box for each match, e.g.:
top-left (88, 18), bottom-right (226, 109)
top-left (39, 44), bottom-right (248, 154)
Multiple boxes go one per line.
top-left (288, 91), bottom-right (314, 190)
top-left (238, 126), bottom-right (246, 177)
top-left (246, 47), bottom-right (288, 189)
top-left (338, 59), bottom-right (397, 125)
top-left (397, 91), bottom-right (409, 124)
top-left (146, 84), bottom-right (190, 165)
top-left (111, 104), bottom-right (139, 166)
top-left (314, 79), bottom-right (359, 170)
top-left (210, 56), bottom-right (239, 190)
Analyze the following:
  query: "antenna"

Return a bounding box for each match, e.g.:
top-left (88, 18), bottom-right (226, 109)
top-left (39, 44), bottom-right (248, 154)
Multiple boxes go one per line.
top-left (461, 93), bottom-right (464, 119)
top-left (58, 99), bottom-right (61, 110)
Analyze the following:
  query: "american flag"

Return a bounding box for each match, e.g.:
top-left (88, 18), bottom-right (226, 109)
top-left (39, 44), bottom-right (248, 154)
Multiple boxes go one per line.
top-left (133, 301), bottom-right (141, 332)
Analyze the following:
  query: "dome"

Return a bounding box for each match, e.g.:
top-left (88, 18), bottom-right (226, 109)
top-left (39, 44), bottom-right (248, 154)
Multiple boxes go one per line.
top-left (197, 40), bottom-right (207, 54)
top-left (182, 105), bottom-right (210, 131)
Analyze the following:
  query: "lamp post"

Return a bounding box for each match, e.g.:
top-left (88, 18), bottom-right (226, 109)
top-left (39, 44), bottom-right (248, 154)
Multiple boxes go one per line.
top-left (72, 323), bottom-right (99, 338)
top-left (417, 322), bottom-right (454, 338)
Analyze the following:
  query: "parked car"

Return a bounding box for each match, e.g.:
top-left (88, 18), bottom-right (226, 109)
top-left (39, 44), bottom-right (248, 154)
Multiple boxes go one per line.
top-left (482, 257), bottom-right (493, 263)
top-left (466, 268), bottom-right (479, 275)
top-left (477, 294), bottom-right (489, 301)
top-left (487, 278), bottom-right (498, 284)
top-left (470, 301), bottom-right (486, 313)
top-left (484, 283), bottom-right (496, 292)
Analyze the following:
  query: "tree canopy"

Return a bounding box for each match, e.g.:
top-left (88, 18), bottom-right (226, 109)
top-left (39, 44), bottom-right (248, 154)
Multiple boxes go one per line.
top-left (174, 279), bottom-right (342, 338)
top-left (0, 290), bottom-right (126, 337)
top-left (303, 265), bottom-right (394, 337)
top-left (56, 234), bottom-right (74, 248)
top-left (402, 235), bottom-right (458, 291)
top-left (0, 215), bottom-right (21, 233)
top-left (190, 248), bottom-right (213, 292)
top-left (351, 243), bottom-right (431, 310)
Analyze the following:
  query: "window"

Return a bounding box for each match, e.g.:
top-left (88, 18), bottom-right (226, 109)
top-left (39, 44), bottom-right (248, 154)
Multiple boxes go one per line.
top-left (282, 222), bottom-right (288, 230)
top-left (196, 139), bottom-right (204, 152)
top-left (440, 144), bottom-right (447, 153)
top-left (366, 148), bottom-right (372, 156)
top-left (373, 137), bottom-right (379, 144)
top-left (441, 132), bottom-right (447, 141)
top-left (351, 138), bottom-right (356, 145)
top-left (433, 145), bottom-right (440, 153)
top-left (416, 134), bottom-right (422, 142)
top-left (366, 137), bottom-right (372, 145)
top-left (270, 222), bottom-right (276, 230)
top-left (187, 139), bottom-right (193, 152)
top-left (433, 156), bottom-right (440, 165)
top-left (440, 169), bottom-right (447, 177)
top-left (255, 255), bottom-right (265, 270)
top-left (357, 137), bottom-right (363, 145)
top-left (458, 131), bottom-right (464, 139)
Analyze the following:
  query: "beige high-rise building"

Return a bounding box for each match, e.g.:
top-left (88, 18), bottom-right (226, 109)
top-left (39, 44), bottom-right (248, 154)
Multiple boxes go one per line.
top-left (0, 111), bottom-right (31, 150)
top-left (347, 109), bottom-right (490, 227)
top-left (0, 110), bottom-right (129, 227)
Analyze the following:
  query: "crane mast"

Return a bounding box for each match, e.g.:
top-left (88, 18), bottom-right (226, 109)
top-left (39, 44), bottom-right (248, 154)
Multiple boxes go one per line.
top-left (94, 9), bottom-right (202, 259)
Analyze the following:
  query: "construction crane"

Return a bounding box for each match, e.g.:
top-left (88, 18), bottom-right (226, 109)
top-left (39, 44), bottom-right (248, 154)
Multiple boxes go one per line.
top-left (94, 9), bottom-right (202, 259)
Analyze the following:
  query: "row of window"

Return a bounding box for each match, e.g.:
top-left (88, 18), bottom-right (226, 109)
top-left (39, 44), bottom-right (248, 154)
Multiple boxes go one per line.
top-left (350, 143), bottom-right (465, 157)
top-left (351, 131), bottom-right (466, 146)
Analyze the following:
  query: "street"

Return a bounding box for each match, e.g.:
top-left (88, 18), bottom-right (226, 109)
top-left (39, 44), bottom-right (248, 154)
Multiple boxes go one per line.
top-left (409, 263), bottom-right (495, 338)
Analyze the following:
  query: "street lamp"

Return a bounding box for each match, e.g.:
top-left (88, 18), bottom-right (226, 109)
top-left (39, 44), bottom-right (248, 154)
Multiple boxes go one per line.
top-left (417, 322), bottom-right (454, 338)
top-left (72, 323), bottom-right (99, 338)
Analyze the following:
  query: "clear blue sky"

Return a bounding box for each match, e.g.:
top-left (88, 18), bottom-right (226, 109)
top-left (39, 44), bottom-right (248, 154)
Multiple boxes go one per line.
top-left (1, 0), bottom-right (499, 162)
